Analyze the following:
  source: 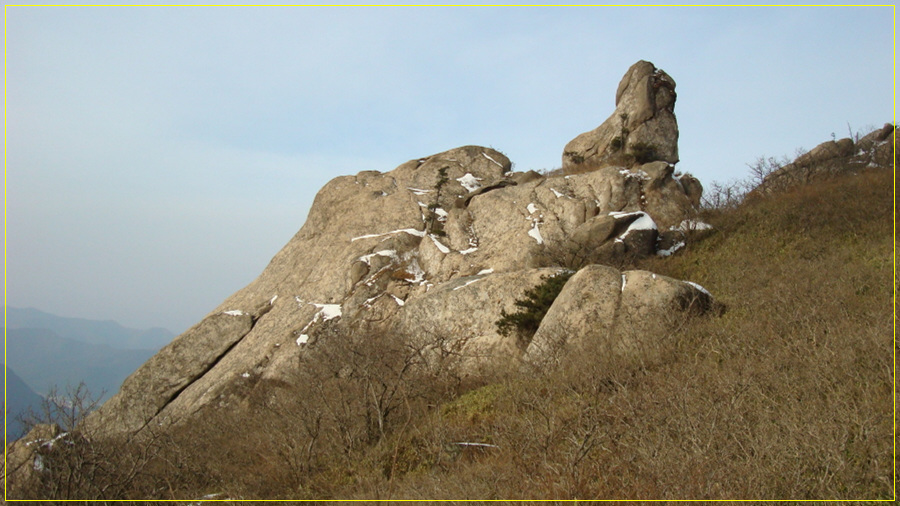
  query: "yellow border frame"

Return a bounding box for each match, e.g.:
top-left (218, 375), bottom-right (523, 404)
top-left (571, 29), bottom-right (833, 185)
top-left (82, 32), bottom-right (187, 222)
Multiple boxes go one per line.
top-left (1, 3), bottom-right (896, 503)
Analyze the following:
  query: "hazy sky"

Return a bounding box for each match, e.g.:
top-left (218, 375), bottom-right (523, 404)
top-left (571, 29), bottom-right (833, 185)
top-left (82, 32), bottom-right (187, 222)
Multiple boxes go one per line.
top-left (4, 5), bottom-right (895, 335)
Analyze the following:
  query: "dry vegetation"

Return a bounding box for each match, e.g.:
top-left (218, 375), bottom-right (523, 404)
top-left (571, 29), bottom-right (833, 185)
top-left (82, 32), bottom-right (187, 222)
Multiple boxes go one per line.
top-left (5, 166), bottom-right (895, 503)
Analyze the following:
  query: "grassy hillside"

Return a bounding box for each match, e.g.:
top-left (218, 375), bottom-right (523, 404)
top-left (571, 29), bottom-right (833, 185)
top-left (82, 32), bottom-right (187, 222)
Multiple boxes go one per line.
top-left (7, 167), bottom-right (894, 501)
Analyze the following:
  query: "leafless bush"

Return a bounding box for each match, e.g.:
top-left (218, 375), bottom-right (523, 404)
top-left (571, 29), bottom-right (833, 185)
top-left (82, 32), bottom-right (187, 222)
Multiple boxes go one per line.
top-left (6, 383), bottom-right (187, 501)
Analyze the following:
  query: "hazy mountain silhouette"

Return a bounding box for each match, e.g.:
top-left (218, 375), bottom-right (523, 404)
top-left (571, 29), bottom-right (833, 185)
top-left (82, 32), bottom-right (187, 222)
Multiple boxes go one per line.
top-left (6, 307), bottom-right (174, 351)
top-left (4, 367), bottom-right (44, 440)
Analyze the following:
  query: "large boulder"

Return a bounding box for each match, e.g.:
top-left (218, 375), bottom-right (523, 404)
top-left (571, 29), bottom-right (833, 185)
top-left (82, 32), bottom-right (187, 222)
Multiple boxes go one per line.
top-left (525, 265), bottom-right (720, 365)
top-left (563, 60), bottom-right (679, 172)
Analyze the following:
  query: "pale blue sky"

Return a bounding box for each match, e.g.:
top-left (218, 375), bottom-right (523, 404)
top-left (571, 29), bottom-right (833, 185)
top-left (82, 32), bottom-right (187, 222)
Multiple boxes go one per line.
top-left (4, 5), bottom-right (895, 334)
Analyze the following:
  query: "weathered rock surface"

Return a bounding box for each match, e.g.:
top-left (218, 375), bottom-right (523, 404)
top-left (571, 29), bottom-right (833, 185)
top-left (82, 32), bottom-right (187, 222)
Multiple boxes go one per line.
top-left (563, 60), bottom-right (679, 172)
top-left (754, 123), bottom-right (896, 195)
top-left (525, 265), bottom-right (719, 365)
top-left (391, 268), bottom-right (565, 372)
top-left (85, 312), bottom-right (254, 437)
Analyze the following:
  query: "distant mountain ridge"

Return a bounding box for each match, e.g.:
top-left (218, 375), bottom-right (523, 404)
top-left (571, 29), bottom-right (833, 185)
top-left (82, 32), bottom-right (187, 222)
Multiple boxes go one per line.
top-left (6, 307), bottom-right (174, 351)
top-left (3, 368), bottom-right (43, 440)
top-left (4, 307), bottom-right (171, 440)
top-left (6, 327), bottom-right (157, 403)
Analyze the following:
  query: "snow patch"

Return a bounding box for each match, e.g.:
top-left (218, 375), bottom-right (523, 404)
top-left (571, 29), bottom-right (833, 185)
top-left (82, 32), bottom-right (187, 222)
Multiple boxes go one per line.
top-left (482, 152), bottom-right (505, 168)
top-left (657, 241), bottom-right (685, 257)
top-left (269, 294), bottom-right (278, 305)
top-left (222, 310), bottom-right (245, 316)
top-left (453, 277), bottom-right (485, 291)
top-left (550, 188), bottom-right (566, 199)
top-left (526, 203), bottom-right (538, 214)
top-left (407, 187), bottom-right (433, 195)
top-left (477, 268), bottom-right (494, 275)
top-left (241, 372), bottom-right (250, 378)
top-left (457, 173), bottom-right (483, 192)
top-left (429, 234), bottom-right (451, 254)
top-left (405, 258), bottom-right (427, 284)
top-left (434, 207), bottom-right (449, 221)
top-left (459, 246), bottom-right (479, 255)
top-left (620, 169), bottom-right (650, 180)
top-left (389, 294), bottom-right (406, 306)
top-left (685, 281), bottom-right (711, 296)
top-left (294, 299), bottom-right (343, 345)
top-left (621, 273), bottom-right (627, 292)
top-left (351, 228), bottom-right (426, 242)
top-left (358, 249), bottom-right (398, 265)
top-left (609, 211), bottom-right (657, 240)
top-left (528, 220), bottom-right (544, 244)
top-left (676, 220), bottom-right (714, 232)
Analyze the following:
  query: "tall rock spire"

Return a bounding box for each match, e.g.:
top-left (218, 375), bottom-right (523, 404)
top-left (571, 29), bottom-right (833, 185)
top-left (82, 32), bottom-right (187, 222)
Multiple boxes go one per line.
top-left (563, 60), bottom-right (679, 172)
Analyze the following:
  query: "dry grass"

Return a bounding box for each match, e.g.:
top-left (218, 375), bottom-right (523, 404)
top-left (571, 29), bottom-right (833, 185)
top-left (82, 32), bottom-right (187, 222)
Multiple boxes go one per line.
top-left (375, 168), bottom-right (895, 500)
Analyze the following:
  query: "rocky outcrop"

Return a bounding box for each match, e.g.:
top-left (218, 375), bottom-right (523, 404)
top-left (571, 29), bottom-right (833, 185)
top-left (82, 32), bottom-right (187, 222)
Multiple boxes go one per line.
top-left (69, 62), bottom-right (713, 442)
top-left (754, 123), bottom-right (896, 195)
top-left (563, 60), bottom-right (679, 172)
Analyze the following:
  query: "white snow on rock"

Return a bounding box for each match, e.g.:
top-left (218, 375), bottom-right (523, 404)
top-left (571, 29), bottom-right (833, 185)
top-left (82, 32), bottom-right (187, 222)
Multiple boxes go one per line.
top-left (222, 310), bottom-right (245, 316)
top-left (434, 207), bottom-right (449, 222)
top-left (620, 169), bottom-right (650, 180)
top-left (457, 173), bottom-right (483, 192)
top-left (241, 372), bottom-right (250, 378)
top-left (453, 277), bottom-right (485, 291)
top-left (621, 273), bottom-right (627, 292)
top-left (294, 299), bottom-right (343, 345)
top-left (528, 220), bottom-right (544, 244)
top-left (358, 249), bottom-right (398, 265)
top-left (407, 187), bottom-right (433, 195)
top-left (405, 258), bottom-right (427, 284)
top-left (389, 294), bottom-right (406, 306)
top-left (609, 211), bottom-right (657, 240)
top-left (351, 228), bottom-right (426, 242)
top-left (675, 219), bottom-right (714, 232)
top-left (685, 281), bottom-right (711, 296)
top-left (482, 152), bottom-right (504, 168)
top-left (269, 294), bottom-right (278, 305)
top-left (526, 203), bottom-right (538, 214)
top-left (477, 268), bottom-right (494, 275)
top-left (657, 241), bottom-right (685, 257)
top-left (429, 234), bottom-right (451, 254)
top-left (550, 188), bottom-right (566, 199)
top-left (459, 246), bottom-right (479, 255)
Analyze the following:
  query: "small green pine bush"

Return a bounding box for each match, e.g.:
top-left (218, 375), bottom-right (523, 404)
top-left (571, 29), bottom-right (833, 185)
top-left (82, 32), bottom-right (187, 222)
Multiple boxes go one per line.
top-left (496, 271), bottom-right (574, 339)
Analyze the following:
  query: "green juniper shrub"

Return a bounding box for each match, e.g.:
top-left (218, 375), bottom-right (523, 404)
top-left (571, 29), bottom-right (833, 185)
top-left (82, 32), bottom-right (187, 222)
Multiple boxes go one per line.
top-left (609, 136), bottom-right (624, 152)
top-left (496, 270), bottom-right (574, 342)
